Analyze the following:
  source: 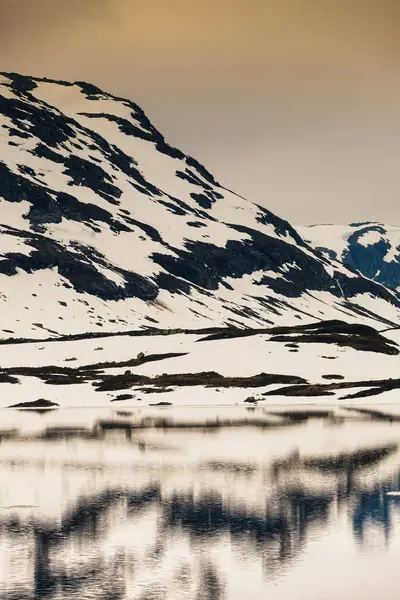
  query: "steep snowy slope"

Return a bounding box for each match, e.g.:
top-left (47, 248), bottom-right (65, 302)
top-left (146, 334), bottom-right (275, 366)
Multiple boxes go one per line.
top-left (1, 72), bottom-right (400, 340)
top-left (299, 223), bottom-right (400, 291)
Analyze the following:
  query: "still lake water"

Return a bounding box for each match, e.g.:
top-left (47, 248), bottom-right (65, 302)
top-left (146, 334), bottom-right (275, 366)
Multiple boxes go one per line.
top-left (0, 406), bottom-right (400, 599)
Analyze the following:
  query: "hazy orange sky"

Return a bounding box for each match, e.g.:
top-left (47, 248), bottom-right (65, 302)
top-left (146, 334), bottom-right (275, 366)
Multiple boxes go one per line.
top-left (1, 0), bottom-right (400, 224)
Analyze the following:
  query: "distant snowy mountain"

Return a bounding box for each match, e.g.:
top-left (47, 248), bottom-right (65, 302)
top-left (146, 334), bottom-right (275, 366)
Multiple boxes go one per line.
top-left (299, 223), bottom-right (400, 292)
top-left (1, 71), bottom-right (400, 340)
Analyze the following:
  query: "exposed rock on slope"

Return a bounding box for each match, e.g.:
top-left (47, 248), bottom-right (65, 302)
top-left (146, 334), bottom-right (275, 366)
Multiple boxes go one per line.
top-left (299, 222), bottom-right (400, 292)
top-left (1, 72), bottom-right (400, 339)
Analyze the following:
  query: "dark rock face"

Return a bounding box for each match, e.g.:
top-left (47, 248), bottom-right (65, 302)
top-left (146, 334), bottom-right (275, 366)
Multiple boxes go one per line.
top-left (0, 228), bottom-right (158, 301)
top-left (343, 226), bottom-right (400, 290)
top-left (152, 225), bottom-right (398, 303)
top-left (0, 161), bottom-right (129, 233)
top-left (152, 229), bottom-right (328, 295)
top-left (310, 224), bottom-right (400, 292)
top-left (63, 155), bottom-right (122, 204)
top-left (255, 205), bottom-right (306, 247)
top-left (0, 93), bottom-right (76, 147)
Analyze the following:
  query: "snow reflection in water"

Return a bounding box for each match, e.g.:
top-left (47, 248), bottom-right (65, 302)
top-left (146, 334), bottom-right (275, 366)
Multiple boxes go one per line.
top-left (0, 407), bottom-right (400, 600)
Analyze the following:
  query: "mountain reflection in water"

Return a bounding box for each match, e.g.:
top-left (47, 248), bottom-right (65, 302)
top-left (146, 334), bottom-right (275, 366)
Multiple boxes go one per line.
top-left (0, 408), bottom-right (400, 600)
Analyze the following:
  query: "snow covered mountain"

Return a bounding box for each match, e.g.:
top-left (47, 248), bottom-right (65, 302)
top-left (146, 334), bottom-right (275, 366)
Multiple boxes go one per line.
top-left (1, 71), bottom-right (400, 340)
top-left (299, 223), bottom-right (400, 292)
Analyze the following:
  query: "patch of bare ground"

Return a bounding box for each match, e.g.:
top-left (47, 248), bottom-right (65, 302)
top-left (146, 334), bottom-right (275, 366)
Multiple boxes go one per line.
top-left (8, 399), bottom-right (59, 409)
top-left (0, 352), bottom-right (188, 386)
top-left (94, 372), bottom-right (308, 392)
top-left (262, 377), bottom-right (400, 399)
top-left (197, 320), bottom-right (399, 355)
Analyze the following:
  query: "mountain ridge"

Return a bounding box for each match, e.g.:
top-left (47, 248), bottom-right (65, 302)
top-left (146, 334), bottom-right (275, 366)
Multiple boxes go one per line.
top-left (1, 71), bottom-right (400, 339)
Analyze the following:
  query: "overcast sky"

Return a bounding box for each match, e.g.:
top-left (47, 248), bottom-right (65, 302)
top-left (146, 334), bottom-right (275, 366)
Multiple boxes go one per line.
top-left (1, 0), bottom-right (400, 224)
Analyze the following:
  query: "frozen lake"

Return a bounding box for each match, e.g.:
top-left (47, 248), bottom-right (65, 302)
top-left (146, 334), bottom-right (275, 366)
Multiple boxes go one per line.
top-left (1, 406), bottom-right (400, 599)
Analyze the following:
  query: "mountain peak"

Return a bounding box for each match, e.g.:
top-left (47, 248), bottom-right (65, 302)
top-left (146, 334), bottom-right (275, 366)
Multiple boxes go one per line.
top-left (1, 72), bottom-right (400, 339)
